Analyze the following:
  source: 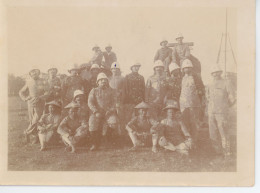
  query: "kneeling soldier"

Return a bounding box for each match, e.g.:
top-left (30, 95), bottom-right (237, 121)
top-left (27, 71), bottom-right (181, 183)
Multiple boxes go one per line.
top-left (126, 102), bottom-right (159, 152)
top-left (151, 100), bottom-right (192, 154)
top-left (57, 102), bottom-right (89, 153)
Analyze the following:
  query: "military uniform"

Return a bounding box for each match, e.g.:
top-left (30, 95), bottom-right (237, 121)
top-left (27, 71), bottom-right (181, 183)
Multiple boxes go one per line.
top-left (90, 51), bottom-right (103, 66)
top-left (19, 78), bottom-right (46, 138)
top-left (154, 47), bottom-right (173, 71)
top-left (61, 75), bottom-right (85, 106)
top-left (88, 85), bottom-right (116, 148)
top-left (172, 43), bottom-right (190, 65)
top-left (180, 73), bottom-right (204, 143)
top-left (103, 51), bottom-right (117, 70)
top-left (207, 78), bottom-right (235, 154)
top-left (109, 75), bottom-right (125, 105)
top-left (145, 74), bottom-right (167, 119)
top-left (165, 76), bottom-right (182, 102)
top-left (126, 116), bottom-right (158, 147)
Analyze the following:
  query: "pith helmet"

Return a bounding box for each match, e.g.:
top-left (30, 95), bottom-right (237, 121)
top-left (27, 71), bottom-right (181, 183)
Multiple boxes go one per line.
top-left (111, 62), bottom-right (120, 69)
top-left (160, 39), bottom-right (168, 46)
top-left (45, 101), bottom-right (61, 108)
top-left (96, 72), bottom-right (108, 83)
top-left (68, 63), bottom-right (80, 73)
top-left (73, 90), bottom-right (84, 100)
top-left (181, 59), bottom-right (193, 69)
top-left (65, 101), bottom-right (80, 109)
top-left (130, 63), bottom-right (141, 70)
top-left (134, 102), bottom-right (150, 109)
top-left (211, 65), bottom-right (223, 74)
top-left (153, 60), bottom-right (164, 70)
top-left (47, 65), bottom-right (58, 73)
top-left (169, 62), bottom-right (180, 73)
top-left (163, 100), bottom-right (179, 111)
top-left (90, 63), bottom-right (100, 70)
top-left (176, 33), bottom-right (184, 40)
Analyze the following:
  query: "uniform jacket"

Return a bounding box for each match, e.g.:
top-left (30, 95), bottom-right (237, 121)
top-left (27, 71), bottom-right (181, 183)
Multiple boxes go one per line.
top-left (207, 78), bottom-right (235, 114)
top-left (38, 113), bottom-right (61, 132)
top-left (109, 75), bottom-right (125, 104)
top-left (179, 73), bottom-right (204, 112)
top-left (90, 51), bottom-right (103, 66)
top-left (124, 72), bottom-right (145, 105)
top-left (126, 116), bottom-right (159, 134)
top-left (57, 116), bottom-right (81, 136)
top-left (165, 76), bottom-right (182, 101)
top-left (19, 78), bottom-right (46, 107)
top-left (44, 77), bottom-right (61, 102)
top-left (103, 51), bottom-right (117, 69)
top-left (154, 47), bottom-right (173, 65)
top-left (145, 74), bottom-right (167, 105)
top-left (172, 44), bottom-right (190, 65)
top-left (88, 86), bottom-right (116, 114)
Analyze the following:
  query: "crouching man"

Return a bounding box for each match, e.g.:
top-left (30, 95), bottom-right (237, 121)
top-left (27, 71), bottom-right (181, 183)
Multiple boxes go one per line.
top-left (57, 102), bottom-right (89, 153)
top-left (88, 72), bottom-right (116, 151)
top-left (37, 101), bottom-right (62, 151)
top-left (126, 101), bottom-right (159, 152)
top-left (151, 100), bottom-right (192, 155)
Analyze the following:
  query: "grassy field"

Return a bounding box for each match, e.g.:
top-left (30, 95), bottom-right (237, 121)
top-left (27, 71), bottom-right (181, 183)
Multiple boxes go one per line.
top-left (8, 96), bottom-right (236, 171)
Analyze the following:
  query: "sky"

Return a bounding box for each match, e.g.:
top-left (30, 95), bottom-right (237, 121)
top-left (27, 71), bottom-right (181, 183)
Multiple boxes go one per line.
top-left (7, 6), bottom-right (237, 84)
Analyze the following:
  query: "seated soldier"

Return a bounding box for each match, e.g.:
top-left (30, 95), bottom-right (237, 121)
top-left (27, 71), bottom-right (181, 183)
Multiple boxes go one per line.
top-left (126, 101), bottom-right (159, 152)
top-left (73, 89), bottom-right (89, 127)
top-left (151, 100), bottom-right (192, 155)
top-left (37, 101), bottom-right (62, 151)
top-left (57, 102), bottom-right (89, 153)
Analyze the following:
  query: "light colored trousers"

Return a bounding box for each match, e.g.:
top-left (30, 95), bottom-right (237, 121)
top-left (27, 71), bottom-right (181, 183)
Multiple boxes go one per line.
top-left (38, 131), bottom-right (54, 148)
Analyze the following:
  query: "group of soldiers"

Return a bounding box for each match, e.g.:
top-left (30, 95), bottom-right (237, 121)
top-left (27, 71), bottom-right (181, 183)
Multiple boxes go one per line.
top-left (19, 33), bottom-right (236, 158)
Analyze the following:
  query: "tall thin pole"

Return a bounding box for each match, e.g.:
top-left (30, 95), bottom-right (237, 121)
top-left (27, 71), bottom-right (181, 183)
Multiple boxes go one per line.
top-left (217, 33), bottom-right (224, 63)
top-left (224, 8), bottom-right (228, 78)
top-left (228, 33), bottom-right (237, 65)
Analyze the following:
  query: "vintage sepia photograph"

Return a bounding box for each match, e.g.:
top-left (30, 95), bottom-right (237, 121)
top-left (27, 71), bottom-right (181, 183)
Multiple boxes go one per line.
top-left (0, 0), bottom-right (255, 186)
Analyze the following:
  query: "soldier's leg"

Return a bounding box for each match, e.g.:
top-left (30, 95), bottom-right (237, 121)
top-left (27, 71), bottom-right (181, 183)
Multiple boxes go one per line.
top-left (189, 107), bottom-right (201, 144)
top-left (215, 114), bottom-right (230, 155)
top-left (61, 135), bottom-right (76, 153)
top-left (158, 136), bottom-right (176, 151)
top-left (208, 113), bottom-right (222, 154)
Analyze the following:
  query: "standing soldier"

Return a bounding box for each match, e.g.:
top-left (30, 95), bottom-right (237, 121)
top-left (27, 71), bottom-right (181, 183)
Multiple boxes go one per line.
top-left (44, 66), bottom-right (61, 103)
top-left (154, 39), bottom-right (172, 73)
top-left (207, 65), bottom-right (235, 157)
top-left (145, 60), bottom-right (167, 120)
top-left (179, 59), bottom-right (204, 149)
top-left (164, 62), bottom-right (182, 104)
top-left (19, 68), bottom-right (46, 143)
top-left (90, 45), bottom-right (103, 66)
top-left (172, 33), bottom-right (201, 75)
top-left (88, 63), bottom-right (101, 91)
top-left (61, 64), bottom-right (86, 107)
top-left (103, 44), bottom-right (117, 76)
top-left (124, 63), bottom-right (145, 122)
top-left (88, 72), bottom-right (116, 151)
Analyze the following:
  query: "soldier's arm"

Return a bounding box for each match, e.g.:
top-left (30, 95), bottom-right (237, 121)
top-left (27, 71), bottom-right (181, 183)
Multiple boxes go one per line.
top-left (171, 47), bottom-right (177, 63)
top-left (88, 88), bottom-right (99, 113)
top-left (19, 83), bottom-right (30, 101)
top-left (57, 117), bottom-right (70, 136)
top-left (126, 117), bottom-right (138, 133)
top-left (226, 80), bottom-right (236, 106)
top-left (184, 45), bottom-right (191, 58)
top-left (141, 76), bottom-right (146, 101)
top-left (145, 78), bottom-right (152, 103)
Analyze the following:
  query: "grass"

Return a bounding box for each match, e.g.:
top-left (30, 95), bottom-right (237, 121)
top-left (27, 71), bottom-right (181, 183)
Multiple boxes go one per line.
top-left (8, 96), bottom-right (236, 171)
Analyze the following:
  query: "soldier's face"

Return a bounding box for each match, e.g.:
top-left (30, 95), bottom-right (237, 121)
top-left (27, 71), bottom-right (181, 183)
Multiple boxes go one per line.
top-left (183, 67), bottom-right (192, 74)
top-left (48, 105), bottom-right (55, 114)
top-left (111, 68), bottom-right (120, 75)
top-left (171, 69), bottom-right (181, 78)
top-left (48, 69), bottom-right (57, 77)
top-left (161, 41), bottom-right (167, 47)
top-left (132, 66), bottom-right (140, 73)
top-left (138, 109), bottom-right (147, 117)
top-left (75, 95), bottom-right (84, 104)
top-left (98, 78), bottom-right (108, 87)
top-left (212, 71), bottom-right (222, 79)
top-left (30, 70), bottom-right (39, 80)
top-left (154, 67), bottom-right (164, 75)
top-left (167, 109), bottom-right (175, 118)
top-left (91, 69), bottom-right (100, 76)
top-left (106, 47), bottom-right (112, 52)
top-left (176, 37), bottom-right (183, 44)
top-left (69, 108), bottom-right (78, 119)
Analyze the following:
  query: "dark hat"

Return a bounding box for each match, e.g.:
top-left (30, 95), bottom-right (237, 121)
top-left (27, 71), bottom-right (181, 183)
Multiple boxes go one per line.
top-left (46, 101), bottom-right (61, 108)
